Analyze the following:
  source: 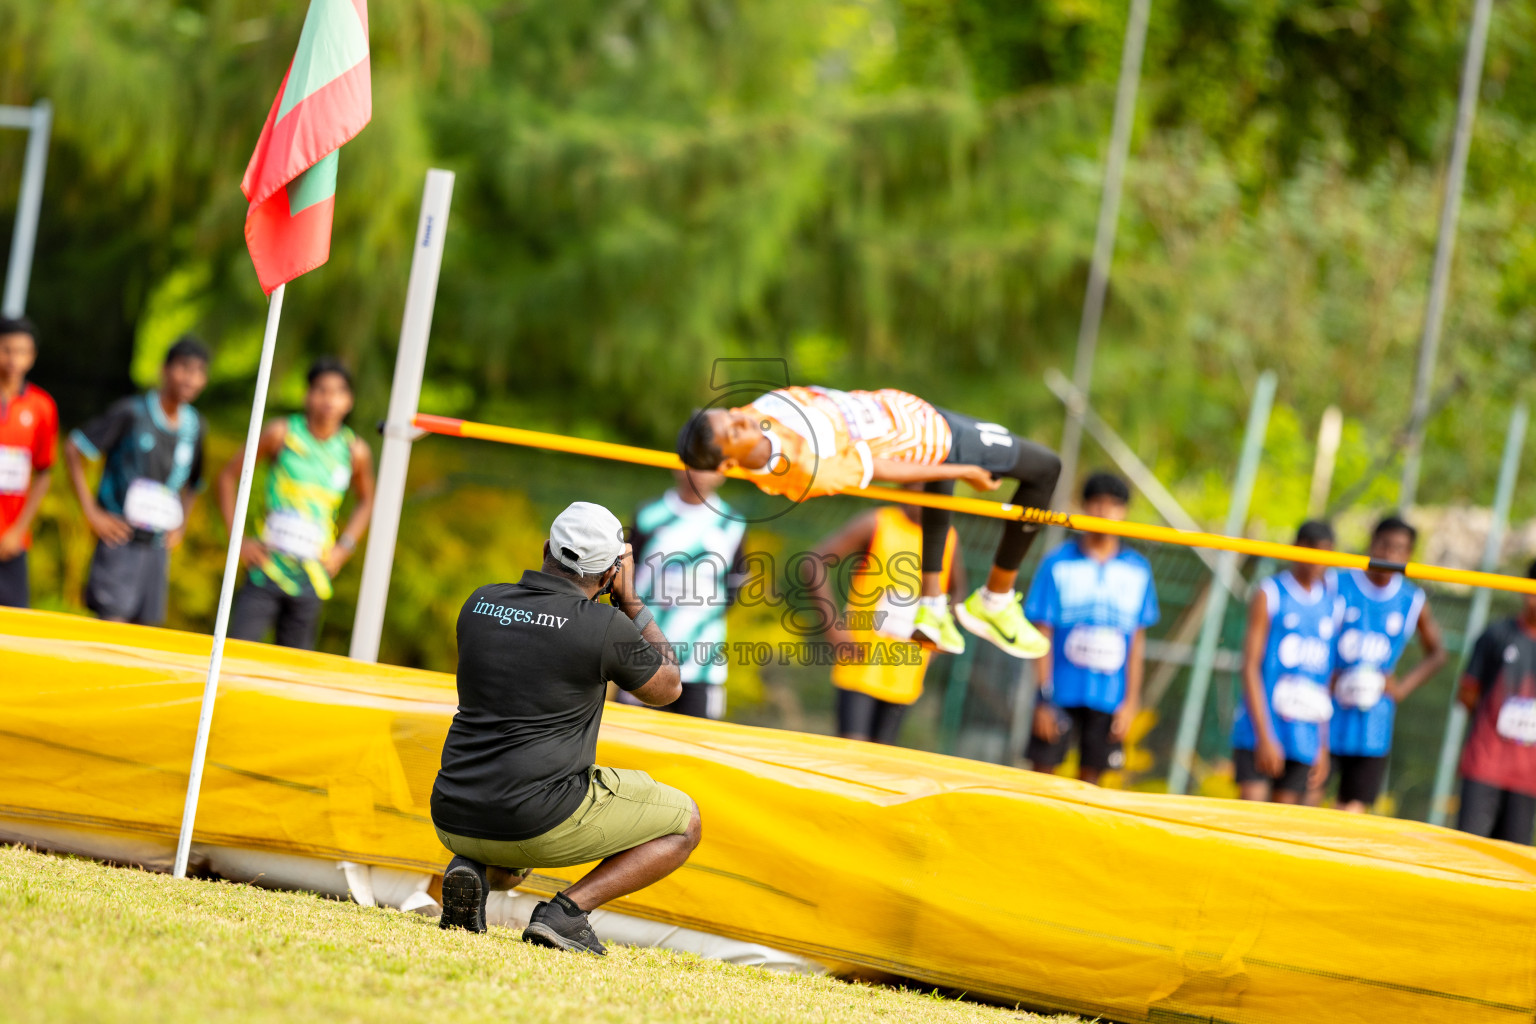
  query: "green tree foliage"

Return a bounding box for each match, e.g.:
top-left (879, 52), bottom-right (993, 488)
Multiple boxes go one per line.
top-left (5, 0), bottom-right (1536, 551)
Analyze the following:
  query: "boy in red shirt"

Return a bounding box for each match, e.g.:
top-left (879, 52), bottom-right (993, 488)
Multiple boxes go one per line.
top-left (0, 317), bottom-right (59, 608)
top-left (1456, 559), bottom-right (1536, 844)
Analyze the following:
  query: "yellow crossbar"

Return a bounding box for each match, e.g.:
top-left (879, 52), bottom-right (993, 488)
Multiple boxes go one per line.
top-left (414, 413), bottom-right (1536, 597)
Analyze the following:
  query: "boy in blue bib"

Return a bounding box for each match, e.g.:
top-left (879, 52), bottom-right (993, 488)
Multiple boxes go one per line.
top-left (1232, 521), bottom-right (1343, 803)
top-left (1316, 516), bottom-right (1446, 811)
top-left (1025, 472), bottom-right (1160, 784)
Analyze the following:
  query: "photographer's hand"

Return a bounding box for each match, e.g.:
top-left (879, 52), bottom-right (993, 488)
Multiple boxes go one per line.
top-left (612, 541), bottom-right (683, 706)
top-left (610, 543), bottom-right (642, 614)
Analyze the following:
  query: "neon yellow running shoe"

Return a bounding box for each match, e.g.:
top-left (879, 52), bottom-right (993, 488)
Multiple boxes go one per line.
top-left (911, 602), bottom-right (966, 655)
top-left (954, 589), bottom-right (1051, 659)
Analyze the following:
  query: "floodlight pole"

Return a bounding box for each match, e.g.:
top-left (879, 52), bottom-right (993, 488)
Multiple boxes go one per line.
top-left (1054, 0), bottom-right (1150, 505)
top-left (1400, 0), bottom-right (1492, 509)
top-left (1167, 371), bottom-right (1276, 796)
top-left (1428, 403), bottom-right (1526, 827)
top-left (349, 169), bottom-right (455, 663)
top-left (1, 100), bottom-right (52, 318)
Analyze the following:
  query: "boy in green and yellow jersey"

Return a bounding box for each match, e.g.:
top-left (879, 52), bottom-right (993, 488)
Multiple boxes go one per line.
top-left (221, 359), bottom-right (375, 649)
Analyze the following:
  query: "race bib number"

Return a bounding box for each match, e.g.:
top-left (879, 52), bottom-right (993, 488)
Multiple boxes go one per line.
top-left (872, 591), bottom-right (917, 641)
top-left (1496, 697), bottom-right (1536, 745)
top-left (0, 446), bottom-right (30, 495)
top-left (263, 511), bottom-right (327, 561)
top-left (1063, 625), bottom-right (1127, 674)
top-left (1273, 676), bottom-right (1333, 724)
top-left (813, 388), bottom-right (894, 442)
top-left (1336, 668), bottom-right (1387, 711)
top-left (123, 478), bottom-right (183, 533)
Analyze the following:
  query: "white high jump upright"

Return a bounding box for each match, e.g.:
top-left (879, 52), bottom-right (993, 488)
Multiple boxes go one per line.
top-left (349, 169), bottom-right (455, 663)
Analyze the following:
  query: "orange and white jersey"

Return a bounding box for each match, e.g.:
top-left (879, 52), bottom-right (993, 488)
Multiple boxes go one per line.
top-left (743, 387), bottom-right (952, 501)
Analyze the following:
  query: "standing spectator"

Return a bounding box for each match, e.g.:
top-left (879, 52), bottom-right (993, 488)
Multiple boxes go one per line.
top-left (810, 491), bottom-right (964, 744)
top-left (1316, 516), bottom-right (1447, 812)
top-left (220, 359), bottom-right (375, 650)
top-left (1455, 560), bottom-right (1536, 844)
top-left (63, 336), bottom-right (209, 626)
top-left (620, 468), bottom-right (747, 719)
top-left (0, 317), bottom-right (58, 608)
top-left (1232, 521), bottom-right (1341, 804)
top-left (1024, 472), bottom-right (1159, 784)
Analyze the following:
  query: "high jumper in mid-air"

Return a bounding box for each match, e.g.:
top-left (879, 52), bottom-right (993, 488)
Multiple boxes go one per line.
top-left (677, 386), bottom-right (1060, 658)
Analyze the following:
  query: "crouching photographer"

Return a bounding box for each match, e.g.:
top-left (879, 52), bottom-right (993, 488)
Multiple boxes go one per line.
top-left (430, 501), bottom-right (700, 954)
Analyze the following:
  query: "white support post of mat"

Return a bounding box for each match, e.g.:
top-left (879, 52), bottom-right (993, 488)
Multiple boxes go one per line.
top-left (173, 283), bottom-right (286, 879)
top-left (1307, 406), bottom-right (1343, 519)
top-left (1427, 403), bottom-right (1527, 827)
top-left (2, 99), bottom-right (52, 318)
top-left (1166, 371), bottom-right (1277, 796)
top-left (349, 169), bottom-right (455, 663)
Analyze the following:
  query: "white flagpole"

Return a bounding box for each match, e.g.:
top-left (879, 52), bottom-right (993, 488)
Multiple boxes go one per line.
top-left (172, 282), bottom-right (285, 879)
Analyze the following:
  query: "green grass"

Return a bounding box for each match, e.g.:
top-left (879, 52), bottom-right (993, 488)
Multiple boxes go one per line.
top-left (0, 845), bottom-right (1080, 1023)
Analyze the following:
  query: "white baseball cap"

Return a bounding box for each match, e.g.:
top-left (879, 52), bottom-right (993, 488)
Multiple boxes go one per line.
top-left (549, 501), bottom-right (625, 575)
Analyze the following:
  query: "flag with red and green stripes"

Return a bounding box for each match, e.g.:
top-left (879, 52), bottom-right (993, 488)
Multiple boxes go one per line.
top-left (241, 0), bottom-right (371, 295)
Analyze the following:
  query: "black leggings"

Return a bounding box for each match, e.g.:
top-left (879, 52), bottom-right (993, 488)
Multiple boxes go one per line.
top-left (836, 688), bottom-right (908, 745)
top-left (922, 411), bottom-right (1062, 574)
top-left (1457, 778), bottom-right (1536, 844)
top-left (229, 577), bottom-right (325, 651)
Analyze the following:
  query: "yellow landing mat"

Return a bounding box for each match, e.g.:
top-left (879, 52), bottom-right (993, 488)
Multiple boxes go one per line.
top-left (3, 608), bottom-right (1534, 1023)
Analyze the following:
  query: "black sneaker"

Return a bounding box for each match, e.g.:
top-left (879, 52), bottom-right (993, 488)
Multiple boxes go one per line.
top-left (521, 893), bottom-right (606, 955)
top-left (438, 856), bottom-right (488, 933)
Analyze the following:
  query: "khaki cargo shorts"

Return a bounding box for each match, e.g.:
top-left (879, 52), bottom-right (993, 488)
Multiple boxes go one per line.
top-left (435, 765), bottom-right (693, 870)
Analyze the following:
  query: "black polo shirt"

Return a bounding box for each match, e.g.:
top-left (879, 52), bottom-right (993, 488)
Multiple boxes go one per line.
top-left (430, 570), bottom-right (664, 841)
